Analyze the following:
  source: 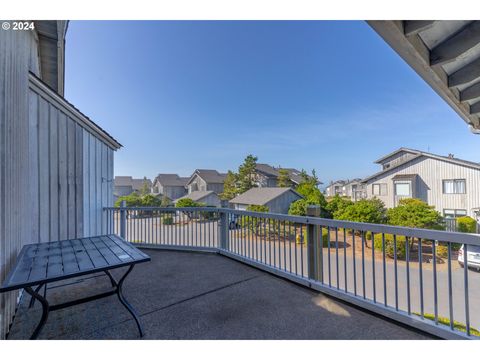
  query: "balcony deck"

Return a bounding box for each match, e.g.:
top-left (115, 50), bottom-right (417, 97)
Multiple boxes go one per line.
top-left (7, 249), bottom-right (433, 340)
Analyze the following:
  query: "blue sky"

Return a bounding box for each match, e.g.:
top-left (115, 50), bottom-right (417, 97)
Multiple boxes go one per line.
top-left (65, 21), bottom-right (479, 185)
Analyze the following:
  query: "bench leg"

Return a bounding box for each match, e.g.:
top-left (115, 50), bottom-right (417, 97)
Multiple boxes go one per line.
top-left (25, 286), bottom-right (49, 340)
top-left (106, 265), bottom-right (145, 337)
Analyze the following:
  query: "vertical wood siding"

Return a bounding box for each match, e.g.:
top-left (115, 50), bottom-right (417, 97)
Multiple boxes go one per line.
top-left (366, 156), bottom-right (480, 217)
top-left (0, 30), bottom-right (39, 340)
top-left (0, 30), bottom-right (118, 339)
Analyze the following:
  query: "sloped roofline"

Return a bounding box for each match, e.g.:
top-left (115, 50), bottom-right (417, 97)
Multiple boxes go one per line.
top-left (230, 187), bottom-right (303, 205)
top-left (362, 151), bottom-right (480, 183)
top-left (373, 147), bottom-right (421, 164)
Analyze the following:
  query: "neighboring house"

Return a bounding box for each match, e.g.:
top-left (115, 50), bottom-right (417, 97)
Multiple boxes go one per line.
top-left (343, 179), bottom-right (367, 201)
top-left (176, 190), bottom-right (222, 207)
top-left (114, 176), bottom-right (152, 201)
top-left (152, 174), bottom-right (188, 200)
top-left (254, 164), bottom-right (320, 187)
top-left (186, 169), bottom-right (227, 194)
top-left (229, 187), bottom-right (303, 214)
top-left (362, 148), bottom-right (480, 221)
top-left (324, 180), bottom-right (347, 197)
top-left (0, 21), bottom-right (122, 339)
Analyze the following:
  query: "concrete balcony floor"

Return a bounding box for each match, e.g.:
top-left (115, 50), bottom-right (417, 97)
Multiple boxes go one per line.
top-left (7, 249), bottom-right (433, 340)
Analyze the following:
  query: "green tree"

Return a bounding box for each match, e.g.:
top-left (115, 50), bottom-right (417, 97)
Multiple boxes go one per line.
top-left (387, 198), bottom-right (444, 230)
top-left (238, 154), bottom-right (258, 194)
top-left (288, 199), bottom-right (311, 216)
top-left (326, 194), bottom-right (353, 219)
top-left (336, 198), bottom-right (386, 225)
top-left (277, 168), bottom-right (292, 187)
top-left (139, 177), bottom-right (150, 196)
top-left (220, 170), bottom-right (239, 200)
top-left (295, 170), bottom-right (326, 208)
top-left (289, 169), bottom-right (327, 216)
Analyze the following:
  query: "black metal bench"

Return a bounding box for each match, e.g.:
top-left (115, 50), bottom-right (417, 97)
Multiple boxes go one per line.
top-left (0, 234), bottom-right (151, 339)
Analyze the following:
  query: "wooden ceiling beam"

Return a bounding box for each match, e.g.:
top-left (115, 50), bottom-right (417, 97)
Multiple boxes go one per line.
top-left (430, 21), bottom-right (480, 66)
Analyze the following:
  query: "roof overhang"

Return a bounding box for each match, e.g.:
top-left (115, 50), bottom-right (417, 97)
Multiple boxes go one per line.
top-left (368, 20), bottom-right (480, 133)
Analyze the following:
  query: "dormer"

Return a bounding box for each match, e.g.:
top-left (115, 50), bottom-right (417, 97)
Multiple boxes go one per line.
top-left (374, 148), bottom-right (420, 170)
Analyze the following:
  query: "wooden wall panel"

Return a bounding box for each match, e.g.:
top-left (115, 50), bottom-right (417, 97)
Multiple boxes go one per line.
top-left (1, 30), bottom-right (117, 338)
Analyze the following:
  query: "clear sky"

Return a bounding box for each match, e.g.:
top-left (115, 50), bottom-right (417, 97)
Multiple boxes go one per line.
top-left (65, 21), bottom-right (479, 185)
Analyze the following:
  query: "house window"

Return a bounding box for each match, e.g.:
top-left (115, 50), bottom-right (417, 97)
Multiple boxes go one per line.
top-left (372, 183), bottom-right (387, 196)
top-left (443, 179), bottom-right (466, 194)
top-left (394, 181), bottom-right (411, 196)
top-left (443, 209), bottom-right (467, 219)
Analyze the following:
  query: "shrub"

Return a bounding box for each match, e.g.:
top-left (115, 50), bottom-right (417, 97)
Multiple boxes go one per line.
top-left (326, 195), bottom-right (353, 219)
top-left (335, 198), bottom-right (386, 224)
top-left (295, 227), bottom-right (329, 246)
top-left (162, 215), bottom-right (174, 225)
top-left (176, 198), bottom-right (201, 208)
top-left (373, 233), bottom-right (408, 259)
top-left (115, 192), bottom-right (142, 207)
top-left (456, 216), bottom-right (477, 233)
top-left (387, 198), bottom-right (444, 230)
top-left (246, 204), bottom-right (269, 213)
top-left (436, 244), bottom-right (449, 259)
top-left (436, 241), bottom-right (461, 255)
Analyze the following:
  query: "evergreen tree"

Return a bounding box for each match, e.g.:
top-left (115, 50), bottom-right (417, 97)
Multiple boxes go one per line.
top-left (277, 168), bottom-right (292, 187)
top-left (238, 154), bottom-right (258, 193)
top-left (220, 170), bottom-right (239, 200)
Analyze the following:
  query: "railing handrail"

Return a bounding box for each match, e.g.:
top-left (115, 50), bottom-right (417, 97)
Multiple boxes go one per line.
top-left (104, 206), bottom-right (480, 245)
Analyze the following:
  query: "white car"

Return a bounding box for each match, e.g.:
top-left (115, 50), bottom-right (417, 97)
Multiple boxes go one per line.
top-left (458, 244), bottom-right (480, 270)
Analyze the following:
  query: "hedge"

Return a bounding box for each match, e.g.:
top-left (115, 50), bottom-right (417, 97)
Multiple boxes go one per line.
top-left (456, 216), bottom-right (477, 233)
top-left (373, 233), bottom-right (408, 259)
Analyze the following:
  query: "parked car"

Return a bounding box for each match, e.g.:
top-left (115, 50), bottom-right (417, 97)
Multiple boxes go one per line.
top-left (458, 244), bottom-right (480, 270)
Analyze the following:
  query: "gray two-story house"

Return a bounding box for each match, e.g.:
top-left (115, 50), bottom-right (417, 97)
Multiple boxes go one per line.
top-left (186, 169), bottom-right (227, 194)
top-left (254, 164), bottom-right (321, 188)
top-left (363, 148), bottom-right (480, 222)
top-left (113, 176), bottom-right (152, 201)
top-left (152, 174), bottom-right (188, 200)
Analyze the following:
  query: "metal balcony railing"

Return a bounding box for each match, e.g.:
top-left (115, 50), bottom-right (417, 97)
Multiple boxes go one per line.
top-left (103, 205), bottom-right (480, 339)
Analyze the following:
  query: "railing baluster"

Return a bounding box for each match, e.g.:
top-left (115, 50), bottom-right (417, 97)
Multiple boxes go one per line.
top-left (283, 221), bottom-right (287, 272)
top-left (464, 244), bottom-right (470, 336)
top-left (371, 231), bottom-right (376, 303)
top-left (382, 233), bottom-right (387, 306)
top-left (327, 226), bottom-right (331, 287)
top-left (343, 228), bottom-right (347, 293)
top-left (394, 234), bottom-right (398, 311)
top-left (294, 223), bottom-right (298, 275)
top-left (419, 238), bottom-right (424, 318)
top-left (447, 242), bottom-right (454, 330)
top-left (300, 224), bottom-right (304, 278)
top-left (335, 227), bottom-right (339, 289)
top-left (432, 240), bottom-right (438, 325)
top-left (289, 221), bottom-right (292, 273)
top-left (352, 230), bottom-right (356, 296)
top-left (406, 236), bottom-right (411, 315)
top-left (361, 230), bottom-right (366, 299)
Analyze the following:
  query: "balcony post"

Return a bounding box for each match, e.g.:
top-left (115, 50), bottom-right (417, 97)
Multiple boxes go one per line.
top-left (219, 210), bottom-right (228, 250)
top-left (120, 200), bottom-right (127, 239)
top-left (307, 205), bottom-right (323, 282)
